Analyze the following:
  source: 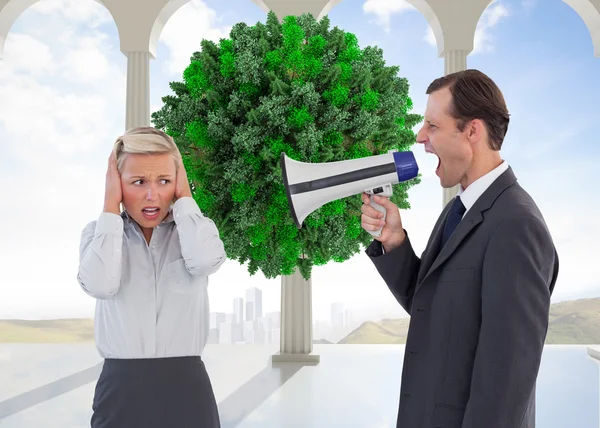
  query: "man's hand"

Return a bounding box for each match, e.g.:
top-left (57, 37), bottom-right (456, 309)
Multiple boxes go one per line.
top-left (361, 192), bottom-right (406, 252)
top-left (103, 151), bottom-right (122, 215)
top-left (174, 149), bottom-right (193, 201)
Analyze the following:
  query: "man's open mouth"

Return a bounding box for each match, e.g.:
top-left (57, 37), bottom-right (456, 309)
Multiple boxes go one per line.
top-left (425, 148), bottom-right (441, 171)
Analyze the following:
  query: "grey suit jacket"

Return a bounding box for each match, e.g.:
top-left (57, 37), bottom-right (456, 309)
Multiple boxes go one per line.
top-left (366, 167), bottom-right (559, 428)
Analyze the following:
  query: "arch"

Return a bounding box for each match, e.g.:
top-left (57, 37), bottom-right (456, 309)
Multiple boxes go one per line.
top-left (0, 0), bottom-right (108, 58)
top-left (148, 0), bottom-right (194, 59)
top-left (403, 0), bottom-right (445, 56)
top-left (404, 0), bottom-right (498, 57)
top-left (248, 0), bottom-right (269, 15)
top-left (318, 0), bottom-right (345, 20)
top-left (247, 0), bottom-right (347, 22)
top-left (0, 0), bottom-right (36, 58)
top-left (561, 0), bottom-right (600, 57)
top-left (252, 0), bottom-right (334, 21)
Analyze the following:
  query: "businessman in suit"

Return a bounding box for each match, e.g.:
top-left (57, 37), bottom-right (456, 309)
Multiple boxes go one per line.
top-left (362, 69), bottom-right (559, 428)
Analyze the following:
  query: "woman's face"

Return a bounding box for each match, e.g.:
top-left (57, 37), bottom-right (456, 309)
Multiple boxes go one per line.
top-left (120, 153), bottom-right (177, 230)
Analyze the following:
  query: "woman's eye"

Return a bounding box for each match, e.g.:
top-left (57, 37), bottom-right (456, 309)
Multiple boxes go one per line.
top-left (133, 180), bottom-right (143, 185)
top-left (160, 179), bottom-right (170, 184)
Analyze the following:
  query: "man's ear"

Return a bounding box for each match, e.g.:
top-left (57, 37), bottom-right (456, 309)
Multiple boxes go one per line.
top-left (466, 118), bottom-right (485, 144)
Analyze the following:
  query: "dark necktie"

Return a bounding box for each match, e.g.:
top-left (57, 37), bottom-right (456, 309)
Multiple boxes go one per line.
top-left (441, 196), bottom-right (466, 248)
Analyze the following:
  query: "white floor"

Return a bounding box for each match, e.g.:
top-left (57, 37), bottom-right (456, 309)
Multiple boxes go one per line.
top-left (0, 344), bottom-right (598, 428)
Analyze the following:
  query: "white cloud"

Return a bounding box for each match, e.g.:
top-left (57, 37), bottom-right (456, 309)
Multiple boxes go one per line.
top-left (539, 204), bottom-right (600, 302)
top-left (362, 0), bottom-right (415, 34)
top-left (472, 1), bottom-right (510, 54)
top-left (159, 0), bottom-right (232, 76)
top-left (1, 34), bottom-right (56, 75)
top-left (29, 0), bottom-right (112, 27)
top-left (424, 26), bottom-right (436, 48)
top-left (423, 1), bottom-right (509, 54)
top-left (0, 33), bottom-right (123, 157)
top-left (60, 34), bottom-right (111, 82)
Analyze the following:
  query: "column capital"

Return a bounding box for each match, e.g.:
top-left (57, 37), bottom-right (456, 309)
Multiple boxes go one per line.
top-left (444, 49), bottom-right (468, 75)
top-left (405, 0), bottom-right (494, 57)
top-left (102, 0), bottom-right (191, 59)
top-left (252, 0), bottom-right (337, 21)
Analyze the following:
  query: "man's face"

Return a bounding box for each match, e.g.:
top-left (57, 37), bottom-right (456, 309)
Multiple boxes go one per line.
top-left (120, 153), bottom-right (177, 230)
top-left (416, 87), bottom-right (473, 189)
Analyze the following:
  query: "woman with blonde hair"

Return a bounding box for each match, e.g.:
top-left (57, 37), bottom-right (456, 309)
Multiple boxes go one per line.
top-left (77, 126), bottom-right (226, 427)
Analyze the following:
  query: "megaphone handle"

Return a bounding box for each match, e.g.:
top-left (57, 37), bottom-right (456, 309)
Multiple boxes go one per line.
top-left (369, 194), bottom-right (386, 238)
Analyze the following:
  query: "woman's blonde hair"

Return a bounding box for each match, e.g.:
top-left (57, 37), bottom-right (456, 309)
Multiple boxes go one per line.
top-left (112, 126), bottom-right (178, 173)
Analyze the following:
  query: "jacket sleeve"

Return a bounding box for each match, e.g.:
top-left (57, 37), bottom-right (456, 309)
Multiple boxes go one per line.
top-left (172, 197), bottom-right (226, 277)
top-left (77, 213), bottom-right (124, 299)
top-left (461, 216), bottom-right (558, 428)
top-left (365, 230), bottom-right (421, 314)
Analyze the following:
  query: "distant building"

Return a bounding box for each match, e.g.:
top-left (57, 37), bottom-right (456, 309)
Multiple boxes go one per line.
top-left (245, 287), bottom-right (262, 321)
top-left (208, 288), bottom-right (280, 345)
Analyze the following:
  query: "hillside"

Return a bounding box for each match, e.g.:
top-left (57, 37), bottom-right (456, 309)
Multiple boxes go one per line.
top-left (339, 297), bottom-right (600, 345)
top-left (0, 298), bottom-right (599, 344)
top-left (0, 318), bottom-right (94, 342)
top-left (379, 318), bottom-right (411, 340)
top-left (545, 298), bottom-right (600, 344)
top-left (338, 321), bottom-right (406, 344)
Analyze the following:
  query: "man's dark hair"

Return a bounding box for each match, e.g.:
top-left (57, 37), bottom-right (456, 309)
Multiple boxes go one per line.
top-left (426, 69), bottom-right (510, 150)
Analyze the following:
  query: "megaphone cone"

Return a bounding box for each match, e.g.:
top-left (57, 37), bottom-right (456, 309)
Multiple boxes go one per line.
top-left (280, 150), bottom-right (418, 236)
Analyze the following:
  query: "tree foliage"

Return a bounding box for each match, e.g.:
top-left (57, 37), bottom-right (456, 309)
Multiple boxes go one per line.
top-left (152, 12), bottom-right (422, 280)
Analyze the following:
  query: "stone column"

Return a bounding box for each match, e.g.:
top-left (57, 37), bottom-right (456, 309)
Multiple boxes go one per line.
top-left (442, 49), bottom-right (468, 207)
top-left (272, 265), bottom-right (319, 364)
top-left (125, 51), bottom-right (151, 130)
top-left (261, 0), bottom-right (336, 366)
top-left (444, 49), bottom-right (467, 75)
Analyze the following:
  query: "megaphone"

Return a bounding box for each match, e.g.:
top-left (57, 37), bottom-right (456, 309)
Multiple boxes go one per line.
top-left (281, 149), bottom-right (419, 237)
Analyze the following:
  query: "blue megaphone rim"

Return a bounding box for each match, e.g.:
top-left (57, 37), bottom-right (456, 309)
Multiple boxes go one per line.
top-left (393, 150), bottom-right (419, 182)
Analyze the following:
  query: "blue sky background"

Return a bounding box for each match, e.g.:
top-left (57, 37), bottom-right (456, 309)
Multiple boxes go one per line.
top-left (0, 0), bottom-right (598, 322)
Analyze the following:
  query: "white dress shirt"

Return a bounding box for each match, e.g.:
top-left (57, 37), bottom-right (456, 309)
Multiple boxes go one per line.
top-left (456, 160), bottom-right (508, 218)
top-left (77, 197), bottom-right (226, 359)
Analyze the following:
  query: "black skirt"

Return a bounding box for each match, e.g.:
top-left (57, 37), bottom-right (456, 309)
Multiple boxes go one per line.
top-left (91, 356), bottom-right (220, 428)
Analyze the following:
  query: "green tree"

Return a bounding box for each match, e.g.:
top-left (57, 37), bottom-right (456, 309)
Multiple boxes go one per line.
top-left (152, 12), bottom-right (422, 280)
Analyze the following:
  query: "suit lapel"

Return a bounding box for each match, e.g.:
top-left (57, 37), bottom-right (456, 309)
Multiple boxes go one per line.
top-left (416, 167), bottom-right (518, 290)
top-left (417, 204), bottom-right (449, 284)
top-left (421, 209), bottom-right (483, 285)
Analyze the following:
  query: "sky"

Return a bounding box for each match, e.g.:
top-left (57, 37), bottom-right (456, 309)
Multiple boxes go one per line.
top-left (0, 0), bottom-right (598, 323)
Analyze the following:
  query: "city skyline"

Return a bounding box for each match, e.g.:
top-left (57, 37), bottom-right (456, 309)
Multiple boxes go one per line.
top-left (208, 285), bottom-right (362, 344)
top-left (208, 285), bottom-right (279, 345)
